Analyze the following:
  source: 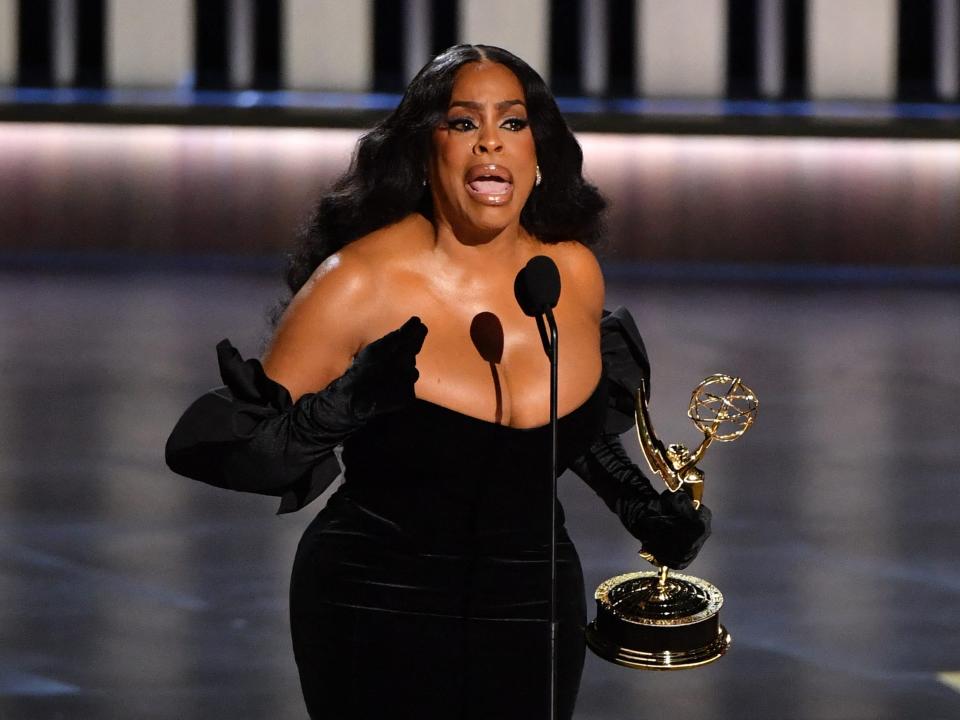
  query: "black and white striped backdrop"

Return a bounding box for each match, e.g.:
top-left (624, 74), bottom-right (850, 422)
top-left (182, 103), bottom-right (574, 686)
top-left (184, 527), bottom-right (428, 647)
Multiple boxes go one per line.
top-left (1, 0), bottom-right (959, 103)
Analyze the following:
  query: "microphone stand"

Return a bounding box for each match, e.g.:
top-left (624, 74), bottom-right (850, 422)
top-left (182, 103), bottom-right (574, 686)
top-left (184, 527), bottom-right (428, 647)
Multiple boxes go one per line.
top-left (537, 309), bottom-right (560, 720)
top-left (516, 255), bottom-right (563, 718)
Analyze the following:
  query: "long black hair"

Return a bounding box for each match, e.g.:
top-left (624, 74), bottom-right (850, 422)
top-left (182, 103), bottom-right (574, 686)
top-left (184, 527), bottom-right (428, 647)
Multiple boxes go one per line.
top-left (284, 44), bottom-right (606, 297)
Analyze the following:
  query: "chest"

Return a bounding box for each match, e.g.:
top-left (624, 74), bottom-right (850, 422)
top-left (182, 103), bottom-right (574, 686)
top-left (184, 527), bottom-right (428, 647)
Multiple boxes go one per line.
top-left (369, 285), bottom-right (601, 428)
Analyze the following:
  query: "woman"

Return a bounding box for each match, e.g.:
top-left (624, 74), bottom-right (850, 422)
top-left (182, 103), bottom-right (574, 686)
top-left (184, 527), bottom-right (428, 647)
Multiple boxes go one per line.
top-left (166, 45), bottom-right (710, 719)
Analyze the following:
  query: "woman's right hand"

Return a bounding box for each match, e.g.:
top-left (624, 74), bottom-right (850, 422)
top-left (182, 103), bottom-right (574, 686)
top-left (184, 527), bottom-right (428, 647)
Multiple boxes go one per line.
top-left (166, 316), bottom-right (428, 513)
top-left (337, 316), bottom-right (428, 419)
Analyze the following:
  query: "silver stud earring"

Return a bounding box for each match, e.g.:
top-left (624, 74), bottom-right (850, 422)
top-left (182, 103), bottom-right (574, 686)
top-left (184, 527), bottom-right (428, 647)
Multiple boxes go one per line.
top-left (535, 165), bottom-right (542, 187)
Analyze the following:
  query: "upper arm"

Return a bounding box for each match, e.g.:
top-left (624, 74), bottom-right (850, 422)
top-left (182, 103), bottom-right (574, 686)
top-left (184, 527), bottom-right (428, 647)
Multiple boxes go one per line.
top-left (262, 251), bottom-right (377, 401)
top-left (558, 241), bottom-right (605, 322)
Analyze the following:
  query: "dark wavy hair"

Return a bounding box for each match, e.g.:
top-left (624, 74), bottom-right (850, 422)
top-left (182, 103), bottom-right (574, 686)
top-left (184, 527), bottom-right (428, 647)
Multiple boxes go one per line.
top-left (283, 44), bottom-right (606, 297)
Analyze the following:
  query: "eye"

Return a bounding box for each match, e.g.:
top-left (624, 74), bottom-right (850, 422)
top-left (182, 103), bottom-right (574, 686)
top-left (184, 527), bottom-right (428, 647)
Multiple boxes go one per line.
top-left (446, 117), bottom-right (477, 132)
top-left (501, 117), bottom-right (529, 132)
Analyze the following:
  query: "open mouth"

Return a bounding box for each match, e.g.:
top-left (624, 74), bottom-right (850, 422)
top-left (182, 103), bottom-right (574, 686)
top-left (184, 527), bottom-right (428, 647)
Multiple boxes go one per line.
top-left (465, 164), bottom-right (514, 202)
top-left (468, 176), bottom-right (511, 195)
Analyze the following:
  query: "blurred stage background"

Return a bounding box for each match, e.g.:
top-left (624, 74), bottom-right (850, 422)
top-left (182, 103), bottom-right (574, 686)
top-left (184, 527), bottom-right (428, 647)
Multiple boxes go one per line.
top-left (0, 1), bottom-right (958, 719)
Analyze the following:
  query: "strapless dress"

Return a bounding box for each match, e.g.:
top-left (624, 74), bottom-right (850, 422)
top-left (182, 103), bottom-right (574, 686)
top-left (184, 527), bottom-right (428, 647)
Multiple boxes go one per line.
top-left (289, 380), bottom-right (607, 720)
top-left (165, 307), bottom-right (648, 719)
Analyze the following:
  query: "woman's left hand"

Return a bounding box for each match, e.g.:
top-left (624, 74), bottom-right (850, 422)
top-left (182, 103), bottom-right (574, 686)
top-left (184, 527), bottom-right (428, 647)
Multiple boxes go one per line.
top-left (638, 490), bottom-right (712, 570)
top-left (570, 432), bottom-right (712, 570)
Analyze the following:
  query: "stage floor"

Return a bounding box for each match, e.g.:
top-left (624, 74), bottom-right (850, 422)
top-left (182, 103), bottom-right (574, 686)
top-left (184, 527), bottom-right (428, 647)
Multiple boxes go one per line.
top-left (0, 268), bottom-right (957, 719)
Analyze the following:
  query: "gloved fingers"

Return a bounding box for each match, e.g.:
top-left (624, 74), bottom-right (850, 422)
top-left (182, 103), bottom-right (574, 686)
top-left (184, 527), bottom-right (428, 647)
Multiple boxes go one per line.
top-left (390, 365), bottom-right (420, 397)
top-left (344, 318), bottom-right (427, 418)
top-left (665, 528), bottom-right (711, 570)
top-left (641, 533), bottom-right (703, 570)
top-left (216, 339), bottom-right (292, 409)
top-left (659, 552), bottom-right (696, 571)
top-left (659, 489), bottom-right (710, 523)
top-left (638, 495), bottom-right (712, 570)
top-left (696, 503), bottom-right (712, 533)
top-left (395, 316), bottom-right (428, 356)
top-left (639, 538), bottom-right (690, 570)
top-left (216, 339), bottom-right (259, 401)
top-left (361, 316), bottom-right (428, 361)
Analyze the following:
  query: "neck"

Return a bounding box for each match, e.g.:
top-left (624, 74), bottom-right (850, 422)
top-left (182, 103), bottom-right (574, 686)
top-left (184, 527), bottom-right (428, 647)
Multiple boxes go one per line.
top-left (430, 214), bottom-right (531, 269)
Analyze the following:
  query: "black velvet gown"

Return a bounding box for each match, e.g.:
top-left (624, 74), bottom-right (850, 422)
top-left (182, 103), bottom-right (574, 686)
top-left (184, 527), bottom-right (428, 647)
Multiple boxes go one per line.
top-left (166, 308), bottom-right (649, 720)
top-left (289, 381), bottom-right (607, 719)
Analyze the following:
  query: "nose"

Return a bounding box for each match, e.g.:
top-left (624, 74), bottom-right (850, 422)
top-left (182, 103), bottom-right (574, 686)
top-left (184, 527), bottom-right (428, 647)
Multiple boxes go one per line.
top-left (474, 126), bottom-right (503, 154)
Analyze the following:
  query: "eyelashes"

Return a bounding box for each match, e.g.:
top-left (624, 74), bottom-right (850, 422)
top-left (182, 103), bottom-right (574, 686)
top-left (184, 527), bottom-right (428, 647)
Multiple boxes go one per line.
top-left (445, 117), bottom-right (476, 132)
top-left (445, 117), bottom-right (529, 132)
top-left (502, 118), bottom-right (529, 132)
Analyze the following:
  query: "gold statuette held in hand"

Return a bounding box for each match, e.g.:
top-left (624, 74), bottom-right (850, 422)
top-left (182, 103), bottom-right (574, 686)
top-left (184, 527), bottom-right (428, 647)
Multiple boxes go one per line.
top-left (586, 373), bottom-right (757, 670)
top-left (634, 374), bottom-right (757, 560)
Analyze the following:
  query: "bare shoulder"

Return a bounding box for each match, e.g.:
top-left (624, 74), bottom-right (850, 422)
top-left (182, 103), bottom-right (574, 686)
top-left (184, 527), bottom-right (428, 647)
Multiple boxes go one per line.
top-left (262, 216), bottom-right (430, 399)
top-left (261, 244), bottom-right (380, 400)
top-left (316, 246), bottom-right (375, 297)
top-left (348, 213), bottom-right (433, 261)
top-left (546, 240), bottom-right (604, 319)
top-left (285, 243), bottom-right (381, 338)
top-left (277, 214), bottom-right (429, 337)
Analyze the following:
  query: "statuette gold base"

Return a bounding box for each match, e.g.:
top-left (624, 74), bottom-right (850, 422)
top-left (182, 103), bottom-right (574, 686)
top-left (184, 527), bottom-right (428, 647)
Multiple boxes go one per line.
top-left (585, 570), bottom-right (731, 670)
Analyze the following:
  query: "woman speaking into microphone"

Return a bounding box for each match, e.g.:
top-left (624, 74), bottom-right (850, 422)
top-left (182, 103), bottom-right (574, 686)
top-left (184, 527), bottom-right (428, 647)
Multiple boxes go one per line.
top-left (165, 44), bottom-right (710, 719)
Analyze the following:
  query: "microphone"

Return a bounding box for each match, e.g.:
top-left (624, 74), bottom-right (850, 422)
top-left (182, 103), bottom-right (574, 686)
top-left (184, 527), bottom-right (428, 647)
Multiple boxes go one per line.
top-left (514, 255), bottom-right (561, 317)
top-left (514, 256), bottom-right (561, 358)
top-left (514, 254), bottom-right (562, 720)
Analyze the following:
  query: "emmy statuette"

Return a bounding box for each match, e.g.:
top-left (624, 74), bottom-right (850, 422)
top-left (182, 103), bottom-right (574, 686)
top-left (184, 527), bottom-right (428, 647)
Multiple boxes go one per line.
top-left (586, 374), bottom-right (758, 670)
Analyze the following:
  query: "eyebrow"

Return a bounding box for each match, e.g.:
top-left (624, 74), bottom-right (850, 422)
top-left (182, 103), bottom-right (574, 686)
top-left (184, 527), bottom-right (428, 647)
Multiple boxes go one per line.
top-left (448, 99), bottom-right (526, 112)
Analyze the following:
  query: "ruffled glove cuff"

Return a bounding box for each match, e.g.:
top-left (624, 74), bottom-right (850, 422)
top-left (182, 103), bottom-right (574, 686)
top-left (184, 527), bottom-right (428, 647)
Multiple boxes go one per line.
top-left (165, 317), bottom-right (427, 514)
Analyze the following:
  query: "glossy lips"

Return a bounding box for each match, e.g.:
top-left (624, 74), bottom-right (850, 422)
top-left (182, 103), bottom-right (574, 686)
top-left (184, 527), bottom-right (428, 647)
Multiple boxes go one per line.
top-left (465, 164), bottom-right (514, 205)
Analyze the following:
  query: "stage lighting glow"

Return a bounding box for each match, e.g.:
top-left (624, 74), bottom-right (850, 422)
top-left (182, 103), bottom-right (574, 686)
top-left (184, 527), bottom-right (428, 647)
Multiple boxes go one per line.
top-left (0, 123), bottom-right (957, 266)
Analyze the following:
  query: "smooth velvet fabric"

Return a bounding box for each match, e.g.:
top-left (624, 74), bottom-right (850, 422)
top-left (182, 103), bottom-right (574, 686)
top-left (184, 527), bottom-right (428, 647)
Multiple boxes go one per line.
top-left (290, 382), bottom-right (607, 720)
top-left (164, 307), bottom-right (681, 718)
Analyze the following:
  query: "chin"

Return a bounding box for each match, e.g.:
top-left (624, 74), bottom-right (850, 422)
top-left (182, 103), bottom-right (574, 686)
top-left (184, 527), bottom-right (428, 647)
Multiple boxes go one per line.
top-left (468, 206), bottom-right (520, 234)
top-left (471, 194), bottom-right (528, 221)
top-left (439, 193), bottom-right (525, 239)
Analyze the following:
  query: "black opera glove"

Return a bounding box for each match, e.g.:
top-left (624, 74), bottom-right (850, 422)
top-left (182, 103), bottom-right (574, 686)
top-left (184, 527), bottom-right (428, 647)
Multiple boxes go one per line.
top-left (165, 316), bottom-right (428, 505)
top-left (340, 316), bottom-right (428, 419)
top-left (570, 432), bottom-right (712, 570)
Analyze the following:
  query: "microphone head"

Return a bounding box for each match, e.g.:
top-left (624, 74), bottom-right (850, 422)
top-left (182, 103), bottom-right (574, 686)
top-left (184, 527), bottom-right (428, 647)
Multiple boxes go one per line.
top-left (514, 255), bottom-right (561, 317)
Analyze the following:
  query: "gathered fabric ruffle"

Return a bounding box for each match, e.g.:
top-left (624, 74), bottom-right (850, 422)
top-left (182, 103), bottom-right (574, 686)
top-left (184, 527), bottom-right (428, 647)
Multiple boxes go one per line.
top-left (600, 306), bottom-right (651, 435)
top-left (165, 340), bottom-right (343, 514)
top-left (573, 307), bottom-right (712, 570)
top-left (168, 309), bottom-right (655, 516)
